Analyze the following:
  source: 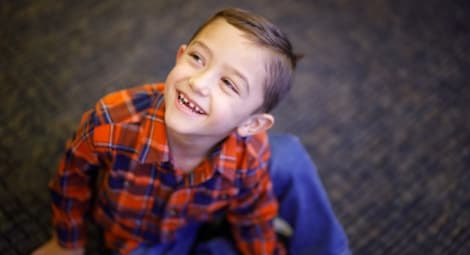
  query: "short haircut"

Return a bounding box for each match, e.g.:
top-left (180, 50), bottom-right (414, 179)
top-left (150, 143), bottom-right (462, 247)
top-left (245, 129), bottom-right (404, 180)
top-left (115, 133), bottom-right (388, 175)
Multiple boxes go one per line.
top-left (188, 8), bottom-right (302, 113)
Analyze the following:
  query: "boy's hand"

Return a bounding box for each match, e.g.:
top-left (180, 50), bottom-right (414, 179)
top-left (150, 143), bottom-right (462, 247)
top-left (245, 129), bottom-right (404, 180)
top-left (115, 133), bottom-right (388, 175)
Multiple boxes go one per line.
top-left (31, 235), bottom-right (84, 255)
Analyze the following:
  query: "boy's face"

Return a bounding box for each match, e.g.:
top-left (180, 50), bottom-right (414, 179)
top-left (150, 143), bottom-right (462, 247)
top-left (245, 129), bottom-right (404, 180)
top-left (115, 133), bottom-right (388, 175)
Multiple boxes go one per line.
top-left (164, 18), bottom-right (273, 141)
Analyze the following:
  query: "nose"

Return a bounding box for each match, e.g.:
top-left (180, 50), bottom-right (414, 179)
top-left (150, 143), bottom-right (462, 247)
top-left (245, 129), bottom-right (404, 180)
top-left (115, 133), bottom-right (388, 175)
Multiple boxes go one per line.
top-left (189, 71), bottom-right (211, 96)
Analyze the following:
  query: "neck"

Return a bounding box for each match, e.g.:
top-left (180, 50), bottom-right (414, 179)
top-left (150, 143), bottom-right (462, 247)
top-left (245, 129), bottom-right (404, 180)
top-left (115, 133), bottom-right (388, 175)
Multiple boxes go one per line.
top-left (165, 128), bottom-right (223, 172)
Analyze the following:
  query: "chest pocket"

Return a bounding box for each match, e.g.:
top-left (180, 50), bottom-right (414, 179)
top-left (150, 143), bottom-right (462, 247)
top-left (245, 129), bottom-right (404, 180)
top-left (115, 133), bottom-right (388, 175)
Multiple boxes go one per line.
top-left (186, 187), bottom-right (239, 221)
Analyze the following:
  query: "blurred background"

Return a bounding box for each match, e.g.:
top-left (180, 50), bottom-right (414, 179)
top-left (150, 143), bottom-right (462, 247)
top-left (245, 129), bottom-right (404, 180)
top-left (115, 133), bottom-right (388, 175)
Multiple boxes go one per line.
top-left (1, 0), bottom-right (469, 254)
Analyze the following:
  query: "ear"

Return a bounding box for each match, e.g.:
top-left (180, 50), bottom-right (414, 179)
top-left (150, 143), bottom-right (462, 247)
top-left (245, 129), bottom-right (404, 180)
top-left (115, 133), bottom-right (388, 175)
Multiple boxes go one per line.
top-left (176, 44), bottom-right (187, 62)
top-left (237, 114), bottom-right (274, 137)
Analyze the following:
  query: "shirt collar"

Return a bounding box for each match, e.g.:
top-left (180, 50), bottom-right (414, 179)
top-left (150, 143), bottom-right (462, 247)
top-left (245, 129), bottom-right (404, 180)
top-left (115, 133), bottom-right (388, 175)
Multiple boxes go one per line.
top-left (137, 92), bottom-right (171, 164)
top-left (213, 132), bottom-right (240, 181)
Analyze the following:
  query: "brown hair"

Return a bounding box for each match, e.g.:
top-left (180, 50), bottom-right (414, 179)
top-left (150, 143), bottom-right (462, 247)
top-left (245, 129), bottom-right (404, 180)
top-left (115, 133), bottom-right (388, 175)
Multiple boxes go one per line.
top-left (188, 8), bottom-right (302, 113)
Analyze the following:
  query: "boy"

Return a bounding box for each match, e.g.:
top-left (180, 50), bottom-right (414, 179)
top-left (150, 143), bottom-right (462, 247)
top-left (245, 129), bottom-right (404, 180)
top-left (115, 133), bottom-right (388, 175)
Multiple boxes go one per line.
top-left (33, 8), bottom-right (349, 255)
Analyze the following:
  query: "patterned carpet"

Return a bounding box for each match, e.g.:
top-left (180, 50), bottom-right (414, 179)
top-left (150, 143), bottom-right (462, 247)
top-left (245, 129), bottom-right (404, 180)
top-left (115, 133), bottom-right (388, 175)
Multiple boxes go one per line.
top-left (1, 0), bottom-right (469, 254)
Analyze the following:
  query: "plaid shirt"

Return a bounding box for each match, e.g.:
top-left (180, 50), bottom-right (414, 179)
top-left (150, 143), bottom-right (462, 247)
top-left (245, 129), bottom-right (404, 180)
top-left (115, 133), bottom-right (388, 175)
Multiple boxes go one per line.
top-left (49, 83), bottom-right (285, 255)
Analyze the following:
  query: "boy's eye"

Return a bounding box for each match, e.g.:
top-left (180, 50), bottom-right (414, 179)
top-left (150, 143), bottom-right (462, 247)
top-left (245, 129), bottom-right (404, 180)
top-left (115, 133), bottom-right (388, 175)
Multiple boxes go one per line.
top-left (222, 78), bottom-right (239, 94)
top-left (189, 52), bottom-right (204, 65)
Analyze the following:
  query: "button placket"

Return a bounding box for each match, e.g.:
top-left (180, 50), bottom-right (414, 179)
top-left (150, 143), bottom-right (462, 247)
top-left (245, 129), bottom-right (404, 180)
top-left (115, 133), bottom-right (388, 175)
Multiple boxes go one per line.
top-left (169, 208), bottom-right (178, 217)
top-left (165, 189), bottom-right (192, 218)
top-left (219, 194), bottom-right (229, 200)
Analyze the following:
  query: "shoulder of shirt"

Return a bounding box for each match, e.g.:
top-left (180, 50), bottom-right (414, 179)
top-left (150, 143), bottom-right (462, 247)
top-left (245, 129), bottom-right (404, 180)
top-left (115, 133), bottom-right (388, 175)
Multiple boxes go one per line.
top-left (92, 83), bottom-right (165, 125)
top-left (226, 131), bottom-right (271, 188)
top-left (244, 131), bottom-right (270, 157)
top-left (229, 131), bottom-right (271, 168)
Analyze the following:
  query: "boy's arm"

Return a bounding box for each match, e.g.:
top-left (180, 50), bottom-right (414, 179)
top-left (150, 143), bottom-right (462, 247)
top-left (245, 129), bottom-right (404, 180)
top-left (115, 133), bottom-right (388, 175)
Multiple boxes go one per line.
top-left (48, 109), bottom-right (101, 249)
top-left (227, 166), bottom-right (286, 255)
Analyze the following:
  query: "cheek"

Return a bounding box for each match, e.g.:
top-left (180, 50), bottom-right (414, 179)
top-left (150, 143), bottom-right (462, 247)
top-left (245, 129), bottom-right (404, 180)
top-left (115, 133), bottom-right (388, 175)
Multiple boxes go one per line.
top-left (211, 99), bottom-right (251, 125)
top-left (166, 67), bottom-right (181, 83)
top-left (166, 64), bottom-right (190, 82)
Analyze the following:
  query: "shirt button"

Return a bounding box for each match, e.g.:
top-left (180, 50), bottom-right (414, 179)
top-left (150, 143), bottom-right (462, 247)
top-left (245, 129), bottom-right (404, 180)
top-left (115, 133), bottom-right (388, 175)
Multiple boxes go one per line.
top-left (169, 209), bottom-right (177, 216)
top-left (220, 194), bottom-right (229, 199)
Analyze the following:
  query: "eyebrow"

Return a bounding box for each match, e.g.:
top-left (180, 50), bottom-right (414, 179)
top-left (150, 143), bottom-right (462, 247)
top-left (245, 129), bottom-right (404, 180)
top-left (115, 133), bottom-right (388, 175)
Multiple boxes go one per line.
top-left (190, 41), bottom-right (212, 58)
top-left (190, 40), bottom-right (250, 96)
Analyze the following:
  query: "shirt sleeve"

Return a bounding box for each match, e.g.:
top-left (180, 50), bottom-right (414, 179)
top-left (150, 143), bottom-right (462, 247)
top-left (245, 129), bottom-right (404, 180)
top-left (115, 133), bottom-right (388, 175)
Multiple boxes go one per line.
top-left (48, 108), bottom-right (101, 249)
top-left (227, 144), bottom-right (286, 255)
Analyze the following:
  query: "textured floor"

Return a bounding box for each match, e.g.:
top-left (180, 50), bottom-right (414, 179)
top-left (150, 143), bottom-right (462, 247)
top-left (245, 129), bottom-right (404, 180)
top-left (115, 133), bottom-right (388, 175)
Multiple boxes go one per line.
top-left (1, 0), bottom-right (469, 254)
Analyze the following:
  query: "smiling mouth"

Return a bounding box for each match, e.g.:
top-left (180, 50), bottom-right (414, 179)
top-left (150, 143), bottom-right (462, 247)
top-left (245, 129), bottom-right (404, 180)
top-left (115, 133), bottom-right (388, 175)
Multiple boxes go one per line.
top-left (177, 92), bottom-right (207, 115)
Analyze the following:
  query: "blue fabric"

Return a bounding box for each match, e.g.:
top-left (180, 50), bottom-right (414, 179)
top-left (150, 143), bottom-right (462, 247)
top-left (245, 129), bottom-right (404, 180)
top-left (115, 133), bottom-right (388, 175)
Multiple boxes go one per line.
top-left (128, 133), bottom-right (350, 255)
top-left (268, 134), bottom-right (350, 255)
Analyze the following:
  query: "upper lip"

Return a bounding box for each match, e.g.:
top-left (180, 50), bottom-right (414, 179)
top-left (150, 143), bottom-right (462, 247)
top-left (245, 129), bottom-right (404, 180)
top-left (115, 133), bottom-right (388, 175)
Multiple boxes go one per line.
top-left (177, 90), bottom-right (207, 114)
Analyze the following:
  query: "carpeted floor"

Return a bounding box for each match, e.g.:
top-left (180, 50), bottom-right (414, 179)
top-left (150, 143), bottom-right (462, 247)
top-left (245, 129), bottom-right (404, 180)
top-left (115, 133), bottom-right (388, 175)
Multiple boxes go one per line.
top-left (1, 0), bottom-right (469, 254)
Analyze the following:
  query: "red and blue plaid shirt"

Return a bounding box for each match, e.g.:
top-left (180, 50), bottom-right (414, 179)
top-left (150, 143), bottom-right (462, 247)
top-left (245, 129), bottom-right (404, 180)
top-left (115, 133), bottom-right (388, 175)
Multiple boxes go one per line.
top-left (49, 83), bottom-right (285, 254)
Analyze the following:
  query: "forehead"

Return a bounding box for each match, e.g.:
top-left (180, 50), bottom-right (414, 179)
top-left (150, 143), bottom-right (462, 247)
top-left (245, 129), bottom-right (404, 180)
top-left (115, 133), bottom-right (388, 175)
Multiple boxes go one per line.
top-left (191, 18), bottom-right (271, 90)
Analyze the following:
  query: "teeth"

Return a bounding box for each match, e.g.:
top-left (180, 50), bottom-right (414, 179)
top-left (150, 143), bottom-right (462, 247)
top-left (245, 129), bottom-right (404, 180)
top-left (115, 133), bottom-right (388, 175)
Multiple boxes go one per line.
top-left (178, 92), bottom-right (205, 114)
